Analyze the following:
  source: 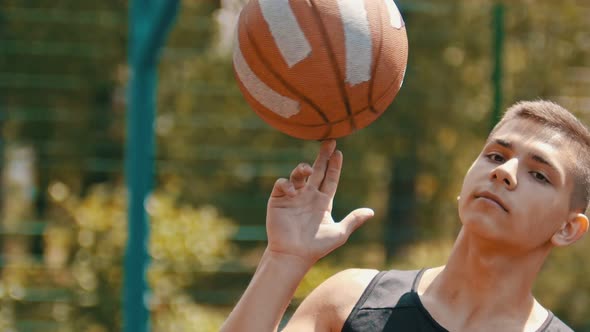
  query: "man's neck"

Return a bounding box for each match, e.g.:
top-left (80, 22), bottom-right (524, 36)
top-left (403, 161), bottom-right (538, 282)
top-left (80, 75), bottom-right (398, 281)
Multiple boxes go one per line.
top-left (417, 228), bottom-right (552, 331)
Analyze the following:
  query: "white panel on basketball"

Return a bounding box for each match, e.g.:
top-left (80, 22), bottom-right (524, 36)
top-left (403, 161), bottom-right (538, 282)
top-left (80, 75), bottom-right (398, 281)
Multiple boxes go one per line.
top-left (336, 0), bottom-right (372, 86)
top-left (234, 46), bottom-right (301, 118)
top-left (384, 0), bottom-right (404, 29)
top-left (258, 0), bottom-right (312, 68)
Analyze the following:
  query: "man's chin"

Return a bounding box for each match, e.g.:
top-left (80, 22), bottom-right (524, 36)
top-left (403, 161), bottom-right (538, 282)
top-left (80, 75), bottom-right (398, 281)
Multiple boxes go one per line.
top-left (461, 217), bottom-right (508, 241)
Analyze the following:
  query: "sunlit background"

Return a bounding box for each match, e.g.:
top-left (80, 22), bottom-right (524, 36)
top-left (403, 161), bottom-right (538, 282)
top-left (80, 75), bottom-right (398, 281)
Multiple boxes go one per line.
top-left (1, 0), bottom-right (590, 331)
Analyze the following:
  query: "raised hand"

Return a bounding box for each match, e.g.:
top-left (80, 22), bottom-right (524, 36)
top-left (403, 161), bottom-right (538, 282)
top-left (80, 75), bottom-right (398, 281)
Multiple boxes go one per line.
top-left (266, 140), bottom-right (374, 265)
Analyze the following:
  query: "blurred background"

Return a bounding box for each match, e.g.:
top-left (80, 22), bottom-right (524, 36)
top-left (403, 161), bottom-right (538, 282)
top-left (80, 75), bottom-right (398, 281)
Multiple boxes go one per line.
top-left (1, 0), bottom-right (590, 331)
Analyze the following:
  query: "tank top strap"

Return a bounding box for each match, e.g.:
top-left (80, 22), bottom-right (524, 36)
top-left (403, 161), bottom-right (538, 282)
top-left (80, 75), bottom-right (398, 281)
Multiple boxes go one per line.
top-left (411, 268), bottom-right (427, 292)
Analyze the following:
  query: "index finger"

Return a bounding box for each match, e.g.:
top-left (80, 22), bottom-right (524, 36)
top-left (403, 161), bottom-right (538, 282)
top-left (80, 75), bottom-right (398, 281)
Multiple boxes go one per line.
top-left (308, 139), bottom-right (337, 188)
top-left (319, 149), bottom-right (343, 198)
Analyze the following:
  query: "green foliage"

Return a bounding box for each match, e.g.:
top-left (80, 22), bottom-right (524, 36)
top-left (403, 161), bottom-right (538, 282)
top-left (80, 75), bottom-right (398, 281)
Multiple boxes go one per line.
top-left (62, 183), bottom-right (235, 331)
top-left (0, 182), bottom-right (237, 331)
top-left (536, 240), bottom-right (590, 328)
top-left (152, 300), bottom-right (227, 332)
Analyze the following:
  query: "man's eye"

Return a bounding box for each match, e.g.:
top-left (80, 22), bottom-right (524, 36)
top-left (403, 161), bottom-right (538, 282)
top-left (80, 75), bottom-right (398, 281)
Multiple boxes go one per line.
top-left (531, 171), bottom-right (550, 184)
top-left (486, 153), bottom-right (504, 163)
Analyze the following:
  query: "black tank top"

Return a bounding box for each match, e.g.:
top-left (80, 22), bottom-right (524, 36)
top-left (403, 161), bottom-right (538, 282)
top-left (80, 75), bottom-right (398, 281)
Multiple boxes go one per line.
top-left (342, 269), bottom-right (573, 332)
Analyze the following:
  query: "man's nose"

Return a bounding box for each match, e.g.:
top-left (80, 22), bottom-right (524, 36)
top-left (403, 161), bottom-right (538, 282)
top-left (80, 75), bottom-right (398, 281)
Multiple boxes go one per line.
top-left (490, 158), bottom-right (518, 190)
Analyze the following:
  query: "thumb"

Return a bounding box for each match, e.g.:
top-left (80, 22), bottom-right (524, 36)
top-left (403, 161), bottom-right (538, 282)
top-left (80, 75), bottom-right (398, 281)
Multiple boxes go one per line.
top-left (339, 208), bottom-right (374, 237)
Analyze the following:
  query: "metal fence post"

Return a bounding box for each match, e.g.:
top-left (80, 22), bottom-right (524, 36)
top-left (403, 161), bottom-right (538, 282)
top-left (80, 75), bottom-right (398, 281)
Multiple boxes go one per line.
top-left (124, 1), bottom-right (179, 331)
top-left (490, 2), bottom-right (505, 129)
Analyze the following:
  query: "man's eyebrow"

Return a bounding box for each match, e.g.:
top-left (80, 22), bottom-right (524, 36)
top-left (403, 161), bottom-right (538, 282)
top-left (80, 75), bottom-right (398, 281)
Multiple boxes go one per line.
top-left (530, 154), bottom-right (559, 174)
top-left (492, 138), bottom-right (512, 149)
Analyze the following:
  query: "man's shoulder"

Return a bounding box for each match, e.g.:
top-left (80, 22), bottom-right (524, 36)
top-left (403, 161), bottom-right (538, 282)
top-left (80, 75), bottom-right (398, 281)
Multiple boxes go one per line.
top-left (315, 268), bottom-right (380, 304)
top-left (327, 268), bottom-right (381, 286)
top-left (322, 267), bottom-right (423, 294)
top-left (285, 268), bottom-right (380, 331)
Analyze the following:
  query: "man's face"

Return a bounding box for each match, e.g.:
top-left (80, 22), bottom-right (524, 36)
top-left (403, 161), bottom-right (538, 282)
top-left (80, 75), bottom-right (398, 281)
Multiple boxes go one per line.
top-left (458, 118), bottom-right (576, 251)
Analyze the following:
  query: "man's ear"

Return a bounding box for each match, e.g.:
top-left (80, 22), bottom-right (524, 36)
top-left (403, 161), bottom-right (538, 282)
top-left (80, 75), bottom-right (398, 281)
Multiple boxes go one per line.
top-left (551, 213), bottom-right (589, 247)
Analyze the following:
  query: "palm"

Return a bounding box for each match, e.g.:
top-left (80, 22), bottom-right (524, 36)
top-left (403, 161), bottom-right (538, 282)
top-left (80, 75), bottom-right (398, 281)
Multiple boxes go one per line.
top-left (265, 140), bottom-right (373, 264)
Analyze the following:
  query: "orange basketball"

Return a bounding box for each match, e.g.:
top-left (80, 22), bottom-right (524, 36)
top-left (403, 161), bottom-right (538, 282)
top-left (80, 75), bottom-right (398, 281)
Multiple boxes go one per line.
top-left (233, 0), bottom-right (408, 140)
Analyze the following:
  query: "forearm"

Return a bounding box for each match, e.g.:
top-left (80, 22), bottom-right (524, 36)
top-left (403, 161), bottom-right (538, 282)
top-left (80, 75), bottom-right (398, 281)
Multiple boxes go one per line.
top-left (220, 249), bottom-right (313, 332)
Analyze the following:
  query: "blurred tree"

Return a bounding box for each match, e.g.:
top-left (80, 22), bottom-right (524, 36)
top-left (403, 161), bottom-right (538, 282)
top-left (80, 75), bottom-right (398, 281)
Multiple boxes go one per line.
top-left (40, 181), bottom-right (237, 331)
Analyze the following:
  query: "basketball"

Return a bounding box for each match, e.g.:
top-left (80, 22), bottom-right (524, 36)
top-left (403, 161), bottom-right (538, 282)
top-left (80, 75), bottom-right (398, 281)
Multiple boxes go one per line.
top-left (233, 0), bottom-right (408, 140)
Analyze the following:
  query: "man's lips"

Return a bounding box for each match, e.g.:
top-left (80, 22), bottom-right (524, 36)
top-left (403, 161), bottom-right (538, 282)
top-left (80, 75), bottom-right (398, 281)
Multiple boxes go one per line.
top-left (474, 191), bottom-right (509, 212)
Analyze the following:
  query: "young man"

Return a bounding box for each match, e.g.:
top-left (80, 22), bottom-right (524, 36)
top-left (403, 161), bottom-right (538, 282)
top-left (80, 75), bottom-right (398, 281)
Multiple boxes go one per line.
top-left (221, 100), bottom-right (589, 331)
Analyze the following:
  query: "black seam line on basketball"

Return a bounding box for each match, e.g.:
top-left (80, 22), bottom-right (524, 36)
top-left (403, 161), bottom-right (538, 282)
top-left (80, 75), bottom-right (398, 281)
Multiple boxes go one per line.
top-left (320, 122), bottom-right (332, 141)
top-left (368, 2), bottom-right (384, 114)
top-left (372, 47), bottom-right (407, 112)
top-left (242, 7), bottom-right (332, 128)
top-left (260, 73), bottom-right (399, 129)
top-left (272, 104), bottom-right (379, 128)
top-left (308, 0), bottom-right (356, 132)
top-left (365, 67), bottom-right (404, 118)
top-left (366, 31), bottom-right (408, 114)
top-left (263, 76), bottom-right (397, 127)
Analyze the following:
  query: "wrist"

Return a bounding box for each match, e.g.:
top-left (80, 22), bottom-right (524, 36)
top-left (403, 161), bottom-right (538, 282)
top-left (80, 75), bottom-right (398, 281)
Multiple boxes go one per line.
top-left (263, 247), bottom-right (316, 273)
